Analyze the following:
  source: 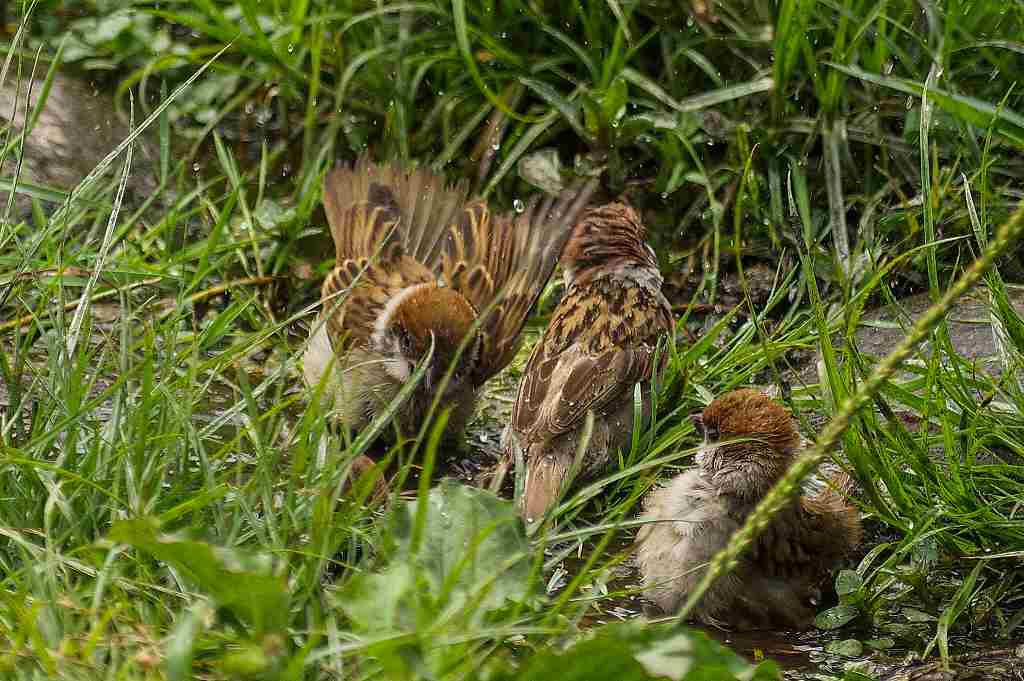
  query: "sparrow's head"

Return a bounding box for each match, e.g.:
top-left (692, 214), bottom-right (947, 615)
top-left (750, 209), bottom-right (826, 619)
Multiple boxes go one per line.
top-left (373, 284), bottom-right (482, 397)
top-left (693, 389), bottom-right (800, 498)
top-left (560, 202), bottom-right (658, 287)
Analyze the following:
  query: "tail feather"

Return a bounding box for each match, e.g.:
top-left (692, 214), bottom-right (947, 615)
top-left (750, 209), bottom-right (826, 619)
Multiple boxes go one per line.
top-left (519, 452), bottom-right (572, 524)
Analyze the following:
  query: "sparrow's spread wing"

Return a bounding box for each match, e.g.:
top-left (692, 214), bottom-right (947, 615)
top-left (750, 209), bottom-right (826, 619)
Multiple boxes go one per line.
top-left (442, 180), bottom-right (598, 383)
top-left (320, 158), bottom-right (596, 364)
top-left (321, 160), bottom-right (447, 349)
top-left (510, 278), bottom-right (672, 443)
top-left (323, 157), bottom-right (470, 267)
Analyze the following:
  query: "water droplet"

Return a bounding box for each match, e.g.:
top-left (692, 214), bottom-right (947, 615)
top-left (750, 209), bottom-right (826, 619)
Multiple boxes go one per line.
top-left (513, 199), bottom-right (525, 213)
top-left (287, 43), bottom-right (295, 53)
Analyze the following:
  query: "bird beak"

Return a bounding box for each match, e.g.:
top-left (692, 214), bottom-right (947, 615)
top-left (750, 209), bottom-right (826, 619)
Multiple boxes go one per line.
top-left (691, 412), bottom-right (705, 437)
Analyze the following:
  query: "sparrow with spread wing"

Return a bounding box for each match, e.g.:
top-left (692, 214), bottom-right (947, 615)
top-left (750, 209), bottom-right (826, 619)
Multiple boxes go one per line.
top-left (503, 201), bottom-right (674, 522)
top-left (303, 157), bottom-right (597, 442)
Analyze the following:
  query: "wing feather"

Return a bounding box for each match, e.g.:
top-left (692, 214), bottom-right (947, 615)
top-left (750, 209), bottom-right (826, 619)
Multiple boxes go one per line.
top-left (511, 280), bottom-right (672, 444)
top-left (443, 180), bottom-right (599, 382)
top-left (320, 158), bottom-right (466, 350)
top-left (320, 257), bottom-right (433, 349)
top-left (319, 157), bottom-right (597, 377)
top-left (323, 159), bottom-right (403, 263)
top-left (323, 158), bottom-right (470, 266)
top-left (393, 165), bottom-right (469, 265)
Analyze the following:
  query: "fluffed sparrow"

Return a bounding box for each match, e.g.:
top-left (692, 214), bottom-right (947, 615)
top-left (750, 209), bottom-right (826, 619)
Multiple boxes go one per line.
top-left (635, 389), bottom-right (862, 629)
top-left (303, 157), bottom-right (596, 442)
top-left (503, 201), bottom-right (674, 522)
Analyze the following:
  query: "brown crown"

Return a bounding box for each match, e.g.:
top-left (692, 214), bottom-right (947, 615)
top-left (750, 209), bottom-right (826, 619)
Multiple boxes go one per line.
top-left (390, 285), bottom-right (479, 359)
top-left (701, 389), bottom-right (800, 456)
top-left (560, 202), bottom-right (656, 273)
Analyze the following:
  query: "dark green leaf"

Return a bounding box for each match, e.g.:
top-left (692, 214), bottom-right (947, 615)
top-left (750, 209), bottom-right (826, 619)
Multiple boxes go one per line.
top-left (835, 569), bottom-right (863, 597)
top-left (110, 518), bottom-right (289, 636)
top-left (826, 638), bottom-right (863, 657)
top-left (815, 604), bottom-right (859, 630)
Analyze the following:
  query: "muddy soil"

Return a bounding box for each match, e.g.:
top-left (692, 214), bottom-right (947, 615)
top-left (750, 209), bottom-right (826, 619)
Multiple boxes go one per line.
top-left (0, 70), bottom-right (160, 219)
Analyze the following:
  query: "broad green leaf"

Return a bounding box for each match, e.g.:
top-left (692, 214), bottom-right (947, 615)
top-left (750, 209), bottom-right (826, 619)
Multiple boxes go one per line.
top-left (826, 638), bottom-right (863, 657)
top-left (341, 481), bottom-right (533, 633)
top-left (814, 604), bottom-right (859, 630)
top-left (488, 622), bottom-right (780, 680)
top-left (341, 563), bottom-right (417, 635)
top-left (110, 518), bottom-right (290, 636)
top-left (394, 480), bottom-right (533, 613)
top-left (835, 569), bottom-right (863, 597)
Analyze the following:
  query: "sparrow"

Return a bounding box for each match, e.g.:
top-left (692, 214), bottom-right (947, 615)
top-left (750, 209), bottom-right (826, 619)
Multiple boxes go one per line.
top-left (502, 201), bottom-right (674, 522)
top-left (338, 454), bottom-right (390, 506)
top-left (302, 157), bottom-right (596, 442)
top-left (635, 389), bottom-right (862, 630)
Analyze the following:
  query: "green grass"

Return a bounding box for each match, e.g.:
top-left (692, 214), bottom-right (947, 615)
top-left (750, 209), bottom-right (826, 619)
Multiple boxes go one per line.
top-left (2, 0), bottom-right (1024, 679)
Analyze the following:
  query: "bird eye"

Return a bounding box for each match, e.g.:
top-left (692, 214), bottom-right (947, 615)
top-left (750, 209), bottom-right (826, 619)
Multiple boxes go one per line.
top-left (691, 412), bottom-right (706, 436)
